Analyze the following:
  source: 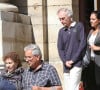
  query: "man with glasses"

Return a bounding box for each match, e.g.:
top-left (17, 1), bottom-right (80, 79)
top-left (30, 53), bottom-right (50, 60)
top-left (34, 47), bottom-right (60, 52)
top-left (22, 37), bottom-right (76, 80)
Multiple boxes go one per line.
top-left (22, 44), bottom-right (62, 90)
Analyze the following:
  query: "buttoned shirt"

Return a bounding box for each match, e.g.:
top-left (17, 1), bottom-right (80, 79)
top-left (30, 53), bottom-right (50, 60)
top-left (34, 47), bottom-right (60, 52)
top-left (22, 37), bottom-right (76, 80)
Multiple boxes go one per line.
top-left (22, 61), bottom-right (61, 90)
top-left (57, 22), bottom-right (86, 72)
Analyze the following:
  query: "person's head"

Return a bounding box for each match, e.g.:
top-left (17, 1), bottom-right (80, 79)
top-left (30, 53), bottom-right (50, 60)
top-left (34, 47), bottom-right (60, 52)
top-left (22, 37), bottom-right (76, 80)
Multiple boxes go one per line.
top-left (57, 8), bottom-right (73, 27)
top-left (90, 10), bottom-right (100, 29)
top-left (24, 44), bottom-right (42, 69)
top-left (3, 52), bottom-right (22, 73)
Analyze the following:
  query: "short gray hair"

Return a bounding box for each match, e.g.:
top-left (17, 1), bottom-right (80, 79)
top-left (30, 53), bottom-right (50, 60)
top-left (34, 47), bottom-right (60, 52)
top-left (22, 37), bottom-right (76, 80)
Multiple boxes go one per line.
top-left (24, 44), bottom-right (42, 57)
top-left (57, 8), bottom-right (73, 17)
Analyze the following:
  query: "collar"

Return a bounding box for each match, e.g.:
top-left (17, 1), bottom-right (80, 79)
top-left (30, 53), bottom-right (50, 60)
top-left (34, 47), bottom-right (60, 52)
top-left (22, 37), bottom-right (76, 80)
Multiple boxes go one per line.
top-left (63, 21), bottom-right (76, 31)
top-left (70, 21), bottom-right (76, 27)
top-left (29, 60), bottom-right (43, 72)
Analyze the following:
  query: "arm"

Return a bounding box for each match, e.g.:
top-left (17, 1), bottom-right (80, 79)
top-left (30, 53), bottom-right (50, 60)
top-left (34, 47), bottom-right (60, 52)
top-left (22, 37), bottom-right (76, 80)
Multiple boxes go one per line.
top-left (90, 45), bottom-right (100, 51)
top-left (72, 22), bottom-right (87, 62)
top-left (32, 86), bottom-right (63, 90)
top-left (57, 29), bottom-right (66, 63)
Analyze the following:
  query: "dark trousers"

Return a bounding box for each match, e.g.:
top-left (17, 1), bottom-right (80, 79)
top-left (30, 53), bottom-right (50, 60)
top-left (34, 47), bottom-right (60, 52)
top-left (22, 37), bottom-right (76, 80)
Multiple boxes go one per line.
top-left (82, 61), bottom-right (96, 90)
top-left (95, 64), bottom-right (100, 90)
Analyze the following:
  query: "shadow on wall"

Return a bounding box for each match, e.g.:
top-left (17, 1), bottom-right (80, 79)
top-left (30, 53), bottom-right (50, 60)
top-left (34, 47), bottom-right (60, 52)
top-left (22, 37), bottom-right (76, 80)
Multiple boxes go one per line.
top-left (9, 0), bottom-right (28, 15)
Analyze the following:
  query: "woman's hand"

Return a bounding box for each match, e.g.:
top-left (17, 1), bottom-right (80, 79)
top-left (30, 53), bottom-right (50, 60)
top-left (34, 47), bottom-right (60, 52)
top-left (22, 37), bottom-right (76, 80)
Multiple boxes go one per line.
top-left (90, 45), bottom-right (100, 51)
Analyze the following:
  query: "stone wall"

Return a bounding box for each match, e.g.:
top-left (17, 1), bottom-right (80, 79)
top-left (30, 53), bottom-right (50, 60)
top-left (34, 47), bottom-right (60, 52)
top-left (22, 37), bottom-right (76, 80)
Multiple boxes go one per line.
top-left (0, 11), bottom-right (33, 69)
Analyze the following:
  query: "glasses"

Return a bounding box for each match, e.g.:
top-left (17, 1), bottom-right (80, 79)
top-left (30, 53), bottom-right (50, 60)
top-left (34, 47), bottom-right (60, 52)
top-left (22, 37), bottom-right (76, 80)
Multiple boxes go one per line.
top-left (24, 56), bottom-right (33, 61)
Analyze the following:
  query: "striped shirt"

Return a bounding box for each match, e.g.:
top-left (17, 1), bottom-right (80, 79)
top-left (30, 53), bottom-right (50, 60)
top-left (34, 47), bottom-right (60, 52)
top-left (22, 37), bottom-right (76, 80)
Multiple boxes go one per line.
top-left (22, 61), bottom-right (61, 90)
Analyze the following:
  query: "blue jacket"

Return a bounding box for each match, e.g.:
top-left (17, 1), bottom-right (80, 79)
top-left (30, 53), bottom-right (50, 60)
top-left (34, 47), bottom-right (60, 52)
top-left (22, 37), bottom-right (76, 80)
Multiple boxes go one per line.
top-left (0, 77), bottom-right (16, 90)
top-left (0, 67), bottom-right (24, 90)
top-left (57, 22), bottom-right (86, 72)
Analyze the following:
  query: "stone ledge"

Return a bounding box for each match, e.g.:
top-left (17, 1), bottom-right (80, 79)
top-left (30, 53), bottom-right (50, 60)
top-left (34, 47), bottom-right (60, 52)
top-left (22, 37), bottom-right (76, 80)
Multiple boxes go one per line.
top-left (0, 11), bottom-right (31, 24)
top-left (0, 3), bottom-right (18, 12)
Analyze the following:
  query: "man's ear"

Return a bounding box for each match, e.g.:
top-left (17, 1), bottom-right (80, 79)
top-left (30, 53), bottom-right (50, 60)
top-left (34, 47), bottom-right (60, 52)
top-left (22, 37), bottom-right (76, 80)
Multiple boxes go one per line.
top-left (35, 55), bottom-right (41, 60)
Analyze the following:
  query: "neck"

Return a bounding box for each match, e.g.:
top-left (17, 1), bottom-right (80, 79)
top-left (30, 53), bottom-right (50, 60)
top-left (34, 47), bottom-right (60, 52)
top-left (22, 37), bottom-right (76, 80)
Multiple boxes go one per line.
top-left (34, 64), bottom-right (42, 72)
top-left (31, 60), bottom-right (42, 71)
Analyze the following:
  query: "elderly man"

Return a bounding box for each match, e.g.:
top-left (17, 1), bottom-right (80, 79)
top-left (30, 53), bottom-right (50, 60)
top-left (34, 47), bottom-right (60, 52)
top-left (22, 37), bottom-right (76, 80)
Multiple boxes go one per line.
top-left (22, 44), bottom-right (62, 90)
top-left (57, 8), bottom-right (86, 90)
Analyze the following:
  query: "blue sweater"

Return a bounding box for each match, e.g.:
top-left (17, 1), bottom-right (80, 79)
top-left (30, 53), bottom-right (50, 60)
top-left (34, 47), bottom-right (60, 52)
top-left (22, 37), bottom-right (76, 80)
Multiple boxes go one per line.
top-left (57, 22), bottom-right (86, 72)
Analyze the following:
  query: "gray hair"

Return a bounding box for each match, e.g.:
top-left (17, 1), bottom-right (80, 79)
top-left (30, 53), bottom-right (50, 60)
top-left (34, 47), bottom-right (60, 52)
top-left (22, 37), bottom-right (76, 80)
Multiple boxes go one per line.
top-left (57, 8), bottom-right (73, 18)
top-left (24, 44), bottom-right (42, 57)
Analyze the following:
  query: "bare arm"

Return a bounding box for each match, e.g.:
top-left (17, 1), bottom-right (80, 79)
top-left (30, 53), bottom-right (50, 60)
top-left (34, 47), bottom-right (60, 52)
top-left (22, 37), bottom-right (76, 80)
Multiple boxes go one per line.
top-left (90, 45), bottom-right (100, 51)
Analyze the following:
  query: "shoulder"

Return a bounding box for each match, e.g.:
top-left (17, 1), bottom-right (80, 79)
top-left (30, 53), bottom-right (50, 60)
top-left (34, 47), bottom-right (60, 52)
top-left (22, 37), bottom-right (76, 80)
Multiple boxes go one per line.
top-left (15, 67), bottom-right (24, 74)
top-left (42, 62), bottom-right (57, 71)
top-left (75, 22), bottom-right (84, 28)
top-left (59, 27), bottom-right (65, 32)
top-left (77, 22), bottom-right (83, 25)
top-left (22, 67), bottom-right (29, 74)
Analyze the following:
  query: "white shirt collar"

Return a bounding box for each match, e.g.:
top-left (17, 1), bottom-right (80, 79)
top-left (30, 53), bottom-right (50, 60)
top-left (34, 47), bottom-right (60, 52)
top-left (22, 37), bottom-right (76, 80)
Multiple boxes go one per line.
top-left (70, 21), bottom-right (76, 27)
top-left (63, 21), bottom-right (77, 31)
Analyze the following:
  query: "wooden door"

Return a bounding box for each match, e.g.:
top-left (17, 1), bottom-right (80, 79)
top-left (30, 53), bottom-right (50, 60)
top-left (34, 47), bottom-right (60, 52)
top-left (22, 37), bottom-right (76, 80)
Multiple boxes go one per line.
top-left (79, 0), bottom-right (94, 36)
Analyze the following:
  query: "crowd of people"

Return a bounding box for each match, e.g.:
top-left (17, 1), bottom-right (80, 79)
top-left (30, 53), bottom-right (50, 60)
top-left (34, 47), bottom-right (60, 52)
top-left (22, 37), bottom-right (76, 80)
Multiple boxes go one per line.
top-left (57, 8), bottom-right (100, 90)
top-left (0, 8), bottom-right (100, 90)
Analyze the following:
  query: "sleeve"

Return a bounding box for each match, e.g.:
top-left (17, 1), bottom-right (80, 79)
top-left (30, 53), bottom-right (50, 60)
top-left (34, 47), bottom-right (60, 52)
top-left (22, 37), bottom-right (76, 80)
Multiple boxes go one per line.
top-left (57, 29), bottom-right (66, 63)
top-left (72, 22), bottom-right (87, 62)
top-left (49, 66), bottom-right (61, 86)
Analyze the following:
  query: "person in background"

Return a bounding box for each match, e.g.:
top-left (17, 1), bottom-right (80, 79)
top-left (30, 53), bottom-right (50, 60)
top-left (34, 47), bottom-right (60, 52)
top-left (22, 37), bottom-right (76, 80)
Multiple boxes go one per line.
top-left (57, 8), bottom-right (86, 90)
top-left (22, 44), bottom-right (62, 90)
top-left (0, 52), bottom-right (23, 90)
top-left (83, 10), bottom-right (100, 90)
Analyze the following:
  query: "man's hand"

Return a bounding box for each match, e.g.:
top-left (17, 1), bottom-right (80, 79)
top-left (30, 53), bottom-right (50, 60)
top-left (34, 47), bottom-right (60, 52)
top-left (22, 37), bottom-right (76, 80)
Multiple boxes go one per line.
top-left (32, 86), bottom-right (49, 90)
top-left (32, 86), bottom-right (41, 90)
top-left (66, 60), bottom-right (74, 68)
top-left (32, 86), bottom-right (63, 90)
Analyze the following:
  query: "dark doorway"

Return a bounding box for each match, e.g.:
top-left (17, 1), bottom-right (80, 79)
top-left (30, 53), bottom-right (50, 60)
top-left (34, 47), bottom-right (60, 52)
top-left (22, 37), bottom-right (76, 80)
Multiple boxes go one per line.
top-left (79, 0), bottom-right (94, 36)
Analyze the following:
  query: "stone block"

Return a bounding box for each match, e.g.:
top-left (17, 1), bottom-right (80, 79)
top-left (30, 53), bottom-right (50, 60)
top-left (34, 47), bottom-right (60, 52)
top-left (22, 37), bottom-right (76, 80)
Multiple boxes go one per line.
top-left (31, 15), bottom-right (43, 25)
top-left (10, 0), bottom-right (42, 7)
top-left (48, 43), bottom-right (59, 61)
top-left (48, 25), bottom-right (59, 43)
top-left (0, 3), bottom-right (18, 12)
top-left (47, 0), bottom-right (72, 6)
top-left (32, 24), bottom-right (43, 43)
top-left (27, 6), bottom-right (42, 16)
top-left (0, 11), bottom-right (31, 24)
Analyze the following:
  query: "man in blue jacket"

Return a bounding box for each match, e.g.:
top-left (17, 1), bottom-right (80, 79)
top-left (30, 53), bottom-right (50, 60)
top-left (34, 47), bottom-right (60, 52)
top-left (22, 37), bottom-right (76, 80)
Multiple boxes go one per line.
top-left (57, 8), bottom-right (86, 90)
